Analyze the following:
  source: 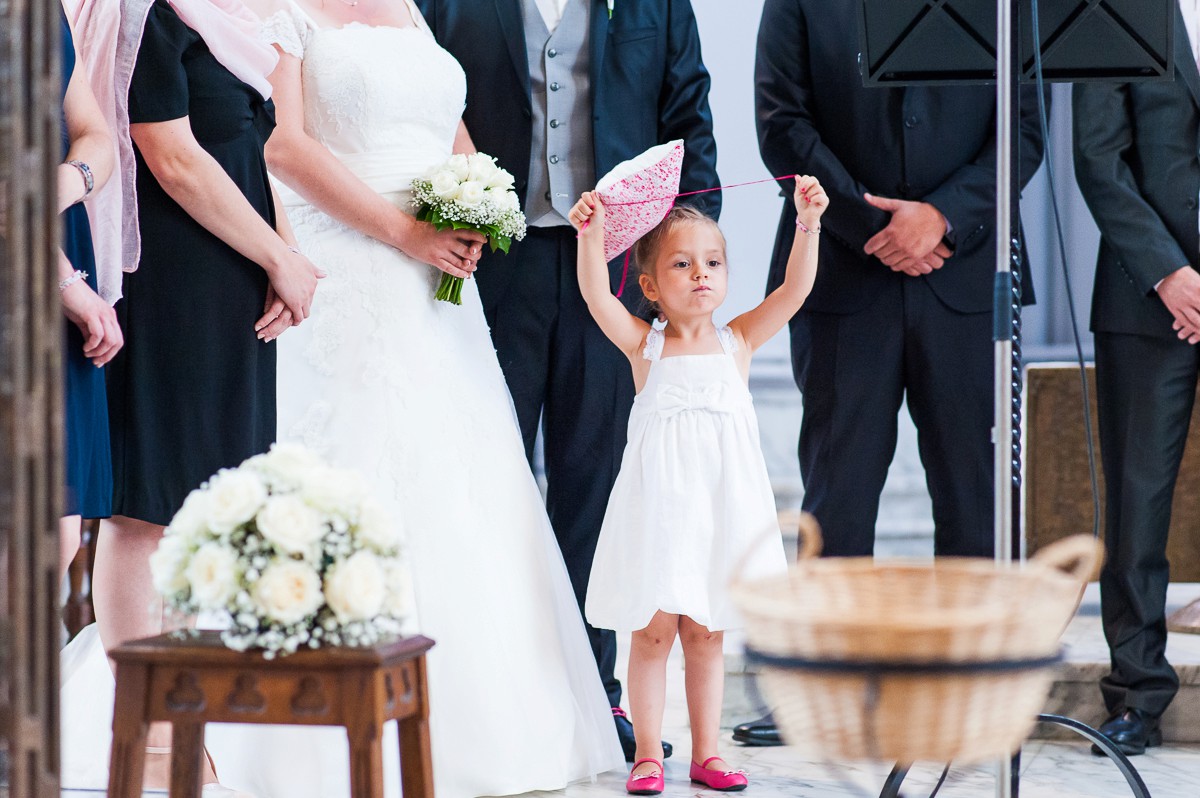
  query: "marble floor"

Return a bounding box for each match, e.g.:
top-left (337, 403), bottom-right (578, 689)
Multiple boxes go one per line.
top-left (60, 633), bottom-right (1200, 798)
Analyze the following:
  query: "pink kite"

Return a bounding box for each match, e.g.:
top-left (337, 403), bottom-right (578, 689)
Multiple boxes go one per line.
top-left (594, 139), bottom-right (685, 263)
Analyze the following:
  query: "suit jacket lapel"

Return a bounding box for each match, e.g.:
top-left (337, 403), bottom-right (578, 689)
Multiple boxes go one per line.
top-left (588, 0), bottom-right (609, 96)
top-left (1175, 1), bottom-right (1200, 110)
top-left (494, 0), bottom-right (532, 110)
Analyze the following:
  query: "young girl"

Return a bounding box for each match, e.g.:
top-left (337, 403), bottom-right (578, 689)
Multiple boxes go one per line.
top-left (569, 176), bottom-right (827, 794)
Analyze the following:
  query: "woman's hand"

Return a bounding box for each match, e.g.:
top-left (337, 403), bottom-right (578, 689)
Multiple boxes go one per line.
top-left (396, 215), bottom-right (486, 279)
top-left (793, 175), bottom-right (829, 231)
top-left (59, 256), bottom-right (123, 367)
top-left (263, 247), bottom-right (325, 334)
top-left (568, 191), bottom-right (605, 241)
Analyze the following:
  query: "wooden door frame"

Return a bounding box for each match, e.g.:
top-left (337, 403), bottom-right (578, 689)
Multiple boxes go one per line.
top-left (1, 0), bottom-right (66, 794)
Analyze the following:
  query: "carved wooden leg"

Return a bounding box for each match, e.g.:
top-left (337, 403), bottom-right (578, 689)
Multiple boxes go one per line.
top-left (107, 662), bottom-right (150, 798)
top-left (346, 721), bottom-right (385, 798)
top-left (169, 721), bottom-right (206, 798)
top-left (397, 657), bottom-right (434, 798)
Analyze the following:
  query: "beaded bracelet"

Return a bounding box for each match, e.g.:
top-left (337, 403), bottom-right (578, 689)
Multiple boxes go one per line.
top-left (59, 269), bottom-right (87, 291)
top-left (796, 219), bottom-right (821, 236)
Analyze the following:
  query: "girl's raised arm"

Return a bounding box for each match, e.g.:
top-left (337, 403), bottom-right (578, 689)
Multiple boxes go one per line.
top-left (730, 176), bottom-right (827, 351)
top-left (570, 192), bottom-right (651, 359)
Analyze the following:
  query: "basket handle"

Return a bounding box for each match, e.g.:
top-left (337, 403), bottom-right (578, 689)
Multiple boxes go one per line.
top-left (729, 511), bottom-right (825, 589)
top-left (1029, 534), bottom-right (1104, 582)
top-left (796, 511), bottom-right (823, 562)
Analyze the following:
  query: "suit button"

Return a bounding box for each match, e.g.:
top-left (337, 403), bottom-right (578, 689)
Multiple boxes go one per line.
top-left (550, 119), bottom-right (560, 128)
top-left (548, 48), bottom-right (558, 58)
top-left (545, 191), bottom-right (552, 201)
top-left (550, 82), bottom-right (561, 91)
top-left (900, 181), bottom-right (912, 194)
top-left (1188, 198), bottom-right (1198, 210)
top-left (905, 115), bottom-right (919, 128)
top-left (550, 155), bottom-right (560, 165)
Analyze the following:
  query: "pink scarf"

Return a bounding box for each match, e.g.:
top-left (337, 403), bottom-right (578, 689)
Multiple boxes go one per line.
top-left (66, 0), bottom-right (278, 303)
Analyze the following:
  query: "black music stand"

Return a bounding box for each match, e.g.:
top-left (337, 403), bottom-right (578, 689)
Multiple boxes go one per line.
top-left (854, 2), bottom-right (1173, 797)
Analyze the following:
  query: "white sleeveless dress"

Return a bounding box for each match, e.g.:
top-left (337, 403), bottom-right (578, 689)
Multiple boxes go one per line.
top-left (585, 324), bottom-right (788, 633)
top-left (60, 3), bottom-right (622, 797)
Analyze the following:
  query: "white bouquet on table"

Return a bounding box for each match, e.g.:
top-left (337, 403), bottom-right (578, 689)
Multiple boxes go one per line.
top-left (411, 152), bottom-right (527, 305)
top-left (149, 444), bottom-right (412, 658)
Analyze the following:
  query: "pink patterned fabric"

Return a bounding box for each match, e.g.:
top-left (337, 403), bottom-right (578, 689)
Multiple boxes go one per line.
top-left (594, 140), bottom-right (684, 263)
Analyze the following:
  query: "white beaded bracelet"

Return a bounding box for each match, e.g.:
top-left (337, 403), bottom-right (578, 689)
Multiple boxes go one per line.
top-left (59, 269), bottom-right (87, 291)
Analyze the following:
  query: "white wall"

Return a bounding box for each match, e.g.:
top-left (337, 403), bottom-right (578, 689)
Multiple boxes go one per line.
top-left (691, 1), bottom-right (791, 367)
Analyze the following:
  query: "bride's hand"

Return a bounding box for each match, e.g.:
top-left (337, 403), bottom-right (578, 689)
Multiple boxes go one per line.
top-left (398, 216), bottom-right (486, 279)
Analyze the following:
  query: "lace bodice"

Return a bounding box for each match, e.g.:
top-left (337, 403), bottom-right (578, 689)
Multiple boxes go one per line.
top-left (260, 0), bottom-right (466, 203)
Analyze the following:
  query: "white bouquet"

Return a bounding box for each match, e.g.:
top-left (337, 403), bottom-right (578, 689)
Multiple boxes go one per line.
top-left (411, 152), bottom-right (527, 304)
top-left (149, 444), bottom-right (412, 658)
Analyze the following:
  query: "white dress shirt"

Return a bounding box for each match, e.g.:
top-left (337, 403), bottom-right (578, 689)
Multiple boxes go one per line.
top-left (1184, 0), bottom-right (1200, 66)
top-left (534, 0), bottom-right (569, 32)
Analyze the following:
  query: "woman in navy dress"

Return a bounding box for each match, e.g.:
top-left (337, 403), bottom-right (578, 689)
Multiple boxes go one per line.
top-left (58, 6), bottom-right (121, 578)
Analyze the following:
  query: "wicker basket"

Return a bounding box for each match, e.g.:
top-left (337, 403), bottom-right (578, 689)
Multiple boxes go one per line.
top-left (730, 516), bottom-right (1102, 765)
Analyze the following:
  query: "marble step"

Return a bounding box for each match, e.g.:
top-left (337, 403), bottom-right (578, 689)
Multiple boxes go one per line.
top-left (721, 581), bottom-right (1200, 744)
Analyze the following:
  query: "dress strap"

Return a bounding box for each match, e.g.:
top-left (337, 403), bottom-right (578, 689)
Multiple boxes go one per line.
top-left (642, 326), bottom-right (665, 362)
top-left (716, 325), bottom-right (739, 356)
top-left (260, 1), bottom-right (315, 58)
top-left (401, 0), bottom-right (433, 35)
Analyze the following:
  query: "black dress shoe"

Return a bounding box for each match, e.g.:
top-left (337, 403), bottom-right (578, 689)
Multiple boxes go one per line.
top-left (1090, 709), bottom-right (1163, 757)
top-left (732, 713), bottom-right (783, 746)
top-left (613, 708), bottom-right (673, 762)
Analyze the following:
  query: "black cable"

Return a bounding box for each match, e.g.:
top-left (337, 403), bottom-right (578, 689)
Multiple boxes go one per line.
top-left (1030, 0), bottom-right (1102, 539)
top-left (927, 764), bottom-right (950, 798)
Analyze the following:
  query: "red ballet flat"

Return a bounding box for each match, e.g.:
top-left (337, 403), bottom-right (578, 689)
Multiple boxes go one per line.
top-left (690, 756), bottom-right (748, 791)
top-left (626, 758), bottom-right (665, 795)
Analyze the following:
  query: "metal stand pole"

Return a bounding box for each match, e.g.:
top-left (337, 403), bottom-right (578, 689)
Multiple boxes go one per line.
top-left (994, 0), bottom-right (1018, 793)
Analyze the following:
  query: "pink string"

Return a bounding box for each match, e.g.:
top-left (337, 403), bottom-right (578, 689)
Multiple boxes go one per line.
top-left (589, 173), bottom-right (798, 297)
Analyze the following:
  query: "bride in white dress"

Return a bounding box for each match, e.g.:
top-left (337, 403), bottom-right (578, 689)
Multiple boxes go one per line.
top-left (60, 0), bottom-right (622, 795)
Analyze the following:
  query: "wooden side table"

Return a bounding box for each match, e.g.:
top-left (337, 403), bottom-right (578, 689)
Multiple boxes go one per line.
top-left (106, 631), bottom-right (435, 798)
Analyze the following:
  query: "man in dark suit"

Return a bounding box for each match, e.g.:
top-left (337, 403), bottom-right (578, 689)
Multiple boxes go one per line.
top-left (733, 0), bottom-right (1045, 745)
top-left (1072, 1), bottom-right (1200, 756)
top-left (415, 0), bottom-right (719, 759)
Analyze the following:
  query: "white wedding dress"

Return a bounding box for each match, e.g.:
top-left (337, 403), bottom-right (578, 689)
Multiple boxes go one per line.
top-left (60, 2), bottom-right (623, 796)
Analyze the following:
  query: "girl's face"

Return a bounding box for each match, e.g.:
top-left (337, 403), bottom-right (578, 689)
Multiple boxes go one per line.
top-left (639, 223), bottom-right (728, 320)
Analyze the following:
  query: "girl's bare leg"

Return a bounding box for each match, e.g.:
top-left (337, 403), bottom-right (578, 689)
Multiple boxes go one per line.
top-left (627, 611), bottom-right (679, 777)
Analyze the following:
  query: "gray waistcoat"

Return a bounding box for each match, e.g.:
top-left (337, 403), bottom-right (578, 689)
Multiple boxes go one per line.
top-left (521, 0), bottom-right (595, 226)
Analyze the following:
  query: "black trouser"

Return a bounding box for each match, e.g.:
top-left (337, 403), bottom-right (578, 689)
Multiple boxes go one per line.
top-left (1094, 331), bottom-right (1191, 718)
top-left (790, 276), bottom-right (994, 558)
top-left (475, 225), bottom-right (636, 707)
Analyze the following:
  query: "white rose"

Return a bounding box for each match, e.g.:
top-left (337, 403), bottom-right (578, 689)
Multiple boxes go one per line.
top-left (485, 168), bottom-right (515, 192)
top-left (185, 543), bottom-right (241, 609)
top-left (458, 181), bottom-right (486, 208)
top-left (466, 152), bottom-right (498, 182)
top-left (302, 466), bottom-right (367, 516)
top-left (492, 189), bottom-right (521, 212)
top-left (206, 469), bottom-right (267, 532)
top-left (256, 495), bottom-right (325, 557)
top-left (383, 560), bottom-right (413, 619)
top-left (167, 489), bottom-right (211, 540)
top-left (252, 560), bottom-right (324, 625)
top-left (430, 170), bottom-right (461, 201)
top-left (324, 551), bottom-right (387, 622)
top-left (246, 443), bottom-right (323, 488)
top-left (149, 534), bottom-right (190, 596)
top-left (355, 499), bottom-right (402, 552)
top-left (446, 153), bottom-right (470, 181)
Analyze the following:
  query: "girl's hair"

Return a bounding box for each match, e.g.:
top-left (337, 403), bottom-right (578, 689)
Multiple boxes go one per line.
top-left (632, 204), bottom-right (725, 282)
